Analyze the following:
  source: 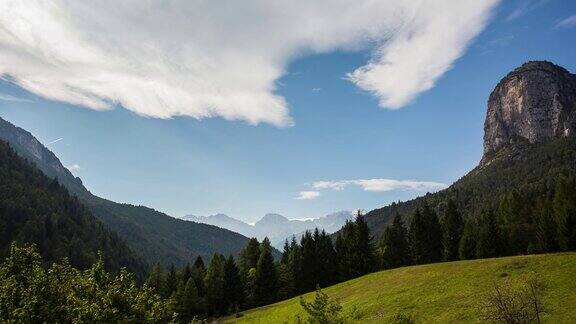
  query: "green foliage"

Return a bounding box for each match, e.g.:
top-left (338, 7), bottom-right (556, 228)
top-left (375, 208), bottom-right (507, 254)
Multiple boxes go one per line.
top-left (459, 220), bottom-right (477, 260)
top-left (442, 200), bottom-right (464, 261)
top-left (380, 213), bottom-right (410, 269)
top-left (0, 244), bottom-right (169, 323)
top-left (254, 238), bottom-right (278, 306)
top-left (299, 287), bottom-right (343, 324)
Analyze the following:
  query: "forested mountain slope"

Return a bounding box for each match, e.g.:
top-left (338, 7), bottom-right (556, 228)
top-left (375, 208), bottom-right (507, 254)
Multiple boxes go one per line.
top-left (0, 117), bottom-right (250, 266)
top-left (0, 140), bottom-right (146, 278)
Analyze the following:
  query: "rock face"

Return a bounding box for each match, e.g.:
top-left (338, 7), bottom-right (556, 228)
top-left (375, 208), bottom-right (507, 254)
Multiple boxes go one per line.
top-left (483, 61), bottom-right (576, 162)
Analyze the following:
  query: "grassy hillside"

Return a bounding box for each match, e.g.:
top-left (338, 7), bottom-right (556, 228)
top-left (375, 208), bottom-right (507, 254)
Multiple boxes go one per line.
top-left (228, 253), bottom-right (576, 323)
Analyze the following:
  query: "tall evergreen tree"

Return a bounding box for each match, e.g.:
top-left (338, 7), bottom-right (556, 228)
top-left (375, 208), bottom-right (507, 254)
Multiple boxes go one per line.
top-left (533, 197), bottom-right (559, 253)
top-left (253, 238), bottom-right (278, 306)
top-left (409, 209), bottom-right (428, 264)
top-left (476, 211), bottom-right (501, 259)
top-left (223, 255), bottom-right (244, 313)
top-left (353, 212), bottom-right (377, 276)
top-left (194, 256), bottom-right (206, 272)
top-left (335, 220), bottom-right (356, 282)
top-left (165, 264), bottom-right (178, 298)
top-left (299, 231), bottom-right (318, 291)
top-left (442, 200), bottom-right (464, 261)
top-left (316, 230), bottom-right (337, 287)
top-left (459, 220), bottom-right (477, 260)
top-left (238, 238), bottom-right (261, 279)
top-left (422, 203), bottom-right (443, 263)
top-left (553, 175), bottom-right (576, 251)
top-left (173, 278), bottom-right (202, 322)
top-left (380, 213), bottom-right (410, 269)
top-left (145, 263), bottom-right (165, 295)
top-left (204, 253), bottom-right (226, 315)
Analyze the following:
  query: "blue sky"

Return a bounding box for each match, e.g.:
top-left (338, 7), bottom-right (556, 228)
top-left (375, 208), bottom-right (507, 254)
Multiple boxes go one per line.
top-left (1, 0), bottom-right (575, 223)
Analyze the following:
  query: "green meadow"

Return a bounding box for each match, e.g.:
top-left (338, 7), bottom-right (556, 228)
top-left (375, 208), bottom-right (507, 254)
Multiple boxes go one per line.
top-left (226, 253), bottom-right (576, 323)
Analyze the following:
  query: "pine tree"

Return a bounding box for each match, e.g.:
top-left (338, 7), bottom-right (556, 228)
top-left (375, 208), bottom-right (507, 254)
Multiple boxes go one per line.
top-left (353, 212), bottom-right (377, 276)
top-left (239, 238), bottom-right (261, 279)
top-left (553, 175), bottom-right (576, 251)
top-left (204, 253), bottom-right (226, 315)
top-left (223, 255), bottom-right (244, 313)
top-left (193, 256), bottom-right (206, 272)
top-left (277, 263), bottom-right (295, 300)
top-left (287, 237), bottom-right (302, 294)
top-left (476, 211), bottom-right (501, 259)
top-left (380, 213), bottom-right (410, 269)
top-left (299, 231), bottom-right (318, 291)
top-left (316, 230), bottom-right (337, 287)
top-left (422, 203), bottom-right (443, 263)
top-left (442, 200), bottom-right (464, 261)
top-left (533, 197), bottom-right (558, 253)
top-left (497, 191), bottom-right (528, 254)
top-left (409, 208), bottom-right (428, 264)
top-left (459, 220), bottom-right (476, 260)
top-left (173, 278), bottom-right (202, 321)
top-left (254, 237), bottom-right (278, 306)
top-left (335, 220), bottom-right (356, 282)
top-left (145, 263), bottom-right (165, 295)
top-left (165, 264), bottom-right (178, 298)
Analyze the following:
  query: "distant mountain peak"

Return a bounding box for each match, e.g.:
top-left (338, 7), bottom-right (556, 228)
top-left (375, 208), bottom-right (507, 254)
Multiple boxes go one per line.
top-left (483, 60), bottom-right (576, 162)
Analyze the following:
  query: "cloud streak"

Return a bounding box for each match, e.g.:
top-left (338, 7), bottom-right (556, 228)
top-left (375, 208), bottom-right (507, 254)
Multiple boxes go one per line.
top-left (0, 1), bottom-right (499, 126)
top-left (556, 15), bottom-right (576, 29)
top-left (0, 93), bottom-right (33, 103)
top-left (296, 191), bottom-right (321, 200)
top-left (312, 179), bottom-right (447, 192)
top-left (47, 138), bottom-right (63, 145)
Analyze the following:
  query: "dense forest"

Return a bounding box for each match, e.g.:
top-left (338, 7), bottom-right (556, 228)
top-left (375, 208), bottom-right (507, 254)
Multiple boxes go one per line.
top-left (0, 140), bottom-right (146, 279)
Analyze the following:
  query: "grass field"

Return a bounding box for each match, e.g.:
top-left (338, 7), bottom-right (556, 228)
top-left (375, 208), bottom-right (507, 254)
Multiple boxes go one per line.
top-left (225, 253), bottom-right (576, 323)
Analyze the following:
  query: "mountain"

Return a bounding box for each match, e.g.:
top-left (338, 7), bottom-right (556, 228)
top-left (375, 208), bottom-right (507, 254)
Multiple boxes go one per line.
top-left (185, 211), bottom-right (353, 247)
top-left (0, 117), bottom-right (251, 266)
top-left (362, 61), bottom-right (576, 239)
top-left (0, 140), bottom-right (146, 278)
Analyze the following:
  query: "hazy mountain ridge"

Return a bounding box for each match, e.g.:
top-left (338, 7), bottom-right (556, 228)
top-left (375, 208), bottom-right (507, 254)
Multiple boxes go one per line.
top-left (0, 117), bottom-right (251, 266)
top-left (184, 211), bottom-right (353, 247)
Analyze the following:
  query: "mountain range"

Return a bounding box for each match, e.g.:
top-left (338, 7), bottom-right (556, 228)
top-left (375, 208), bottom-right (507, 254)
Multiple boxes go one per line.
top-left (184, 211), bottom-right (353, 248)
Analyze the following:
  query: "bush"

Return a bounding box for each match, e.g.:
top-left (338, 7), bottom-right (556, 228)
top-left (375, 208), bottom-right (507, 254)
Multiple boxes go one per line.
top-left (480, 274), bottom-right (546, 323)
top-left (299, 286), bottom-right (343, 324)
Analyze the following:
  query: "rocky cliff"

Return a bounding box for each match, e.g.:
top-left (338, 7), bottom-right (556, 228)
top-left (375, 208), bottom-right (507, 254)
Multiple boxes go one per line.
top-left (483, 61), bottom-right (576, 162)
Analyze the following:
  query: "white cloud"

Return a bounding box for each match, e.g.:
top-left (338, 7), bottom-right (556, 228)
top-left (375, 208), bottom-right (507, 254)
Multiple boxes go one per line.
top-left (296, 191), bottom-right (321, 200)
top-left (69, 164), bottom-right (81, 171)
top-left (556, 15), bottom-right (576, 29)
top-left (0, 1), bottom-right (499, 126)
top-left (312, 179), bottom-right (447, 192)
top-left (312, 88), bottom-right (322, 93)
top-left (0, 93), bottom-right (33, 102)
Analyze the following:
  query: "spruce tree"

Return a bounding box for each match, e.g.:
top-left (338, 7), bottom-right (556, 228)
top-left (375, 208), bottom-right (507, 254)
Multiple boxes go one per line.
top-left (194, 256), bottom-right (206, 272)
top-left (380, 213), bottom-right (410, 269)
top-left (409, 209), bottom-right (427, 264)
top-left (353, 212), bottom-right (376, 276)
top-left (442, 200), bottom-right (464, 261)
top-left (533, 197), bottom-right (558, 253)
top-left (204, 253), bottom-right (226, 315)
top-left (300, 231), bottom-right (318, 291)
top-left (145, 263), bottom-right (165, 295)
top-left (223, 255), bottom-right (244, 313)
top-left (239, 238), bottom-right (261, 279)
top-left (553, 175), bottom-right (576, 251)
top-left (476, 211), bottom-right (501, 259)
top-left (317, 230), bottom-right (337, 287)
top-left (422, 203), bottom-right (443, 263)
top-left (254, 237), bottom-right (278, 306)
top-left (458, 220), bottom-right (476, 260)
top-left (335, 221), bottom-right (355, 281)
top-left (165, 264), bottom-right (178, 298)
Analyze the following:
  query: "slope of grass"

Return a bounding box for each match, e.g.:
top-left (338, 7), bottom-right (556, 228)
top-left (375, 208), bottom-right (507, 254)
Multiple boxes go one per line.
top-left (227, 253), bottom-right (576, 323)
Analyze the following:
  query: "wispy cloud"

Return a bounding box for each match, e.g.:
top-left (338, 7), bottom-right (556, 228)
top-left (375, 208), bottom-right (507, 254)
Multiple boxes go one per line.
top-left (311, 88), bottom-right (322, 93)
top-left (296, 191), bottom-right (321, 200)
top-left (0, 93), bottom-right (33, 103)
top-left (312, 179), bottom-right (447, 192)
top-left (506, 0), bottom-right (549, 22)
top-left (555, 15), bottom-right (576, 29)
top-left (47, 138), bottom-right (63, 145)
top-left (0, 1), bottom-right (499, 126)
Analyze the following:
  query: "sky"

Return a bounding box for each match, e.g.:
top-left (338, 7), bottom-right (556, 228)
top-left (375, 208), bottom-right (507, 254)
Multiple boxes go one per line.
top-left (0, 0), bottom-right (575, 223)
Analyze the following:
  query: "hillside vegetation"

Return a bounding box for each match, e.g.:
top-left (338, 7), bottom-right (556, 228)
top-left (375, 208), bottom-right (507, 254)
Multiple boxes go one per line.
top-left (229, 253), bottom-right (576, 323)
top-left (364, 139), bottom-right (576, 239)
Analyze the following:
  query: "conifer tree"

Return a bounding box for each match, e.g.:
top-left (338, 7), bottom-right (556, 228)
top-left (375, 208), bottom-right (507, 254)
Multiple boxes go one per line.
top-left (316, 230), bottom-right (337, 287)
top-left (335, 220), bottom-right (356, 281)
top-left (409, 209), bottom-right (428, 264)
top-left (145, 263), bottom-right (165, 295)
top-left (533, 197), bottom-right (559, 253)
top-left (459, 220), bottom-right (477, 260)
top-left (223, 255), bottom-right (244, 313)
top-left (239, 238), bottom-right (261, 279)
top-left (165, 264), bottom-right (178, 298)
top-left (442, 200), bottom-right (464, 261)
top-left (422, 203), bottom-right (443, 263)
top-left (204, 253), bottom-right (226, 315)
top-left (476, 211), bottom-right (501, 258)
top-left (380, 213), bottom-right (410, 268)
top-left (253, 237), bottom-right (278, 306)
top-left (194, 256), bottom-right (206, 272)
top-left (300, 231), bottom-right (318, 291)
top-left (353, 212), bottom-right (377, 275)
top-left (553, 175), bottom-right (576, 251)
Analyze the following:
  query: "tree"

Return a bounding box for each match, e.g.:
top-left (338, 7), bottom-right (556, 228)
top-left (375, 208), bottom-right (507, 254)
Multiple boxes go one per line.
top-left (145, 263), bottom-right (165, 295)
top-left (316, 230), bottom-right (337, 287)
top-left (165, 264), bottom-right (178, 298)
top-left (422, 203), bottom-right (443, 263)
top-left (239, 238), bottom-right (261, 279)
top-left (476, 211), bottom-right (501, 259)
top-left (442, 200), bottom-right (464, 261)
top-left (553, 175), bottom-right (576, 251)
top-left (173, 278), bottom-right (202, 321)
top-left (459, 220), bottom-right (476, 260)
top-left (223, 255), bottom-right (244, 312)
top-left (299, 286), bottom-right (344, 324)
top-left (380, 213), bottom-right (410, 269)
top-left (253, 238), bottom-right (278, 306)
top-left (204, 253), bottom-right (226, 315)
top-left (353, 212), bottom-right (377, 275)
top-left (409, 209), bottom-right (428, 264)
top-left (533, 198), bottom-right (558, 253)
top-left (300, 231), bottom-right (319, 291)
top-left (335, 221), bottom-right (356, 282)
